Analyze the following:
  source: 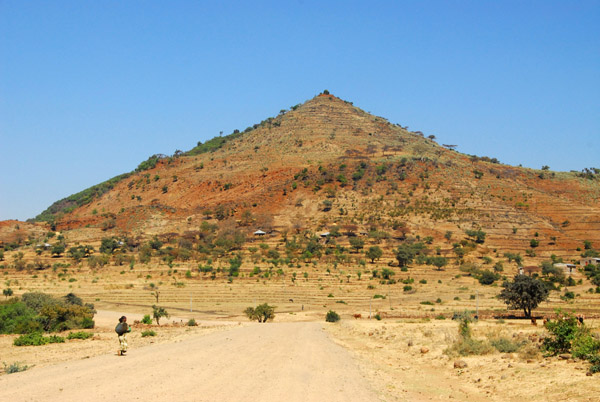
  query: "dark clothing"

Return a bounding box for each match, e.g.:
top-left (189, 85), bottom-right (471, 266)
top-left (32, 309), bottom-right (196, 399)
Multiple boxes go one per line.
top-left (115, 322), bottom-right (129, 335)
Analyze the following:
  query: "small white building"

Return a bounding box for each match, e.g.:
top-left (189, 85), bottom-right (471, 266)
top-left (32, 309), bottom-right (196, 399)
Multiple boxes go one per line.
top-left (553, 263), bottom-right (576, 275)
top-left (581, 257), bottom-right (600, 267)
top-left (253, 230), bottom-right (266, 236)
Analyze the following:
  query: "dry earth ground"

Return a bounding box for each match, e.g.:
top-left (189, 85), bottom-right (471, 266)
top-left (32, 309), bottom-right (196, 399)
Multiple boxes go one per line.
top-left (2, 309), bottom-right (600, 401)
top-left (1, 318), bottom-right (381, 402)
top-left (324, 318), bottom-right (600, 402)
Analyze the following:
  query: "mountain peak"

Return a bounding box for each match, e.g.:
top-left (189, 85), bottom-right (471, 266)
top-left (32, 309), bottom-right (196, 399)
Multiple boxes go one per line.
top-left (25, 94), bottom-right (599, 261)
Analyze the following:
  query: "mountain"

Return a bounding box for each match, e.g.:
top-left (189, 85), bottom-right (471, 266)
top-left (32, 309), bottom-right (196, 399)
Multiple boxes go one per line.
top-left (23, 93), bottom-right (600, 261)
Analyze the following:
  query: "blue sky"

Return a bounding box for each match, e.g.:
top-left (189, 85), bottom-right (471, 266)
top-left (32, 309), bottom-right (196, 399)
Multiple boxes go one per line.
top-left (1, 1), bottom-right (598, 221)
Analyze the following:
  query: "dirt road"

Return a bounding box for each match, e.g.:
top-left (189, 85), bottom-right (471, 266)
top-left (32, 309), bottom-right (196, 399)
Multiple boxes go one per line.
top-left (1, 322), bottom-right (381, 402)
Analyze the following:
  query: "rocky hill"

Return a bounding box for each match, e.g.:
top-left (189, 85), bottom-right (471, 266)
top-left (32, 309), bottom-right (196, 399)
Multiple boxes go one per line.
top-left (6, 92), bottom-right (600, 264)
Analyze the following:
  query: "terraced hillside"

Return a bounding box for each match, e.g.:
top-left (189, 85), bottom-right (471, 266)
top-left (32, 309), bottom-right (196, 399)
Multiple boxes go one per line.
top-left (22, 93), bottom-right (600, 258)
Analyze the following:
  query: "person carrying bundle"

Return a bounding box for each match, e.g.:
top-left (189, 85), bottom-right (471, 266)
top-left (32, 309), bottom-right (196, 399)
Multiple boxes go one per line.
top-left (115, 316), bottom-right (132, 356)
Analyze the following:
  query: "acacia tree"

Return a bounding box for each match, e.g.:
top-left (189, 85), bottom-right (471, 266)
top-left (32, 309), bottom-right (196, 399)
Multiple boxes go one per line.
top-left (395, 242), bottom-right (424, 267)
top-left (430, 256), bottom-right (448, 271)
top-left (365, 246), bottom-right (383, 263)
top-left (498, 274), bottom-right (549, 317)
top-left (244, 303), bottom-right (275, 323)
top-left (465, 229), bottom-right (486, 244)
top-left (51, 243), bottom-right (65, 257)
top-left (381, 268), bottom-right (395, 280)
top-left (152, 305), bottom-right (169, 325)
top-left (349, 237), bottom-right (365, 253)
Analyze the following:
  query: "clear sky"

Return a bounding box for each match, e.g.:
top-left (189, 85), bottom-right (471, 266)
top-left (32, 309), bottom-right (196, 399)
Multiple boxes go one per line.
top-left (1, 1), bottom-right (598, 221)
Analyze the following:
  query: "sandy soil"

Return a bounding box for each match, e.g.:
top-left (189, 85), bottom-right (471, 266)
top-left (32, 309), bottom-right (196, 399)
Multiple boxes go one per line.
top-left (0, 320), bottom-right (381, 402)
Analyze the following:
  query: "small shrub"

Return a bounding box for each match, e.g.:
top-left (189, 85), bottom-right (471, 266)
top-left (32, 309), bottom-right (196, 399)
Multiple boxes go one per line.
top-left (571, 329), bottom-right (600, 359)
top-left (374, 313), bottom-right (382, 321)
top-left (491, 337), bottom-right (523, 353)
top-left (141, 330), bottom-right (156, 337)
top-left (141, 314), bottom-right (152, 325)
top-left (325, 310), bottom-right (340, 322)
top-left (543, 311), bottom-right (579, 355)
top-left (518, 342), bottom-right (541, 360)
top-left (187, 318), bottom-right (197, 326)
top-left (13, 332), bottom-right (65, 346)
top-left (446, 311), bottom-right (494, 356)
top-left (67, 331), bottom-right (93, 340)
top-left (373, 294), bottom-right (386, 299)
top-left (403, 285), bottom-right (412, 292)
top-left (477, 269), bottom-right (500, 285)
top-left (3, 361), bottom-right (31, 374)
top-left (449, 337), bottom-right (494, 356)
top-left (589, 355), bottom-right (600, 374)
top-left (81, 316), bottom-right (95, 329)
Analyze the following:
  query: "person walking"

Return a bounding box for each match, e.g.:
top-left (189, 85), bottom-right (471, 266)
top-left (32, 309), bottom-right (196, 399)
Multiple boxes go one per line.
top-left (115, 316), bottom-right (131, 356)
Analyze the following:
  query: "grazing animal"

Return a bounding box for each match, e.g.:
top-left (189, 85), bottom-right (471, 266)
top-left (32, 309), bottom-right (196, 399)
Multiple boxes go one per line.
top-left (531, 317), bottom-right (537, 325)
top-left (353, 314), bottom-right (362, 319)
top-left (543, 317), bottom-right (549, 326)
top-left (289, 299), bottom-right (294, 302)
